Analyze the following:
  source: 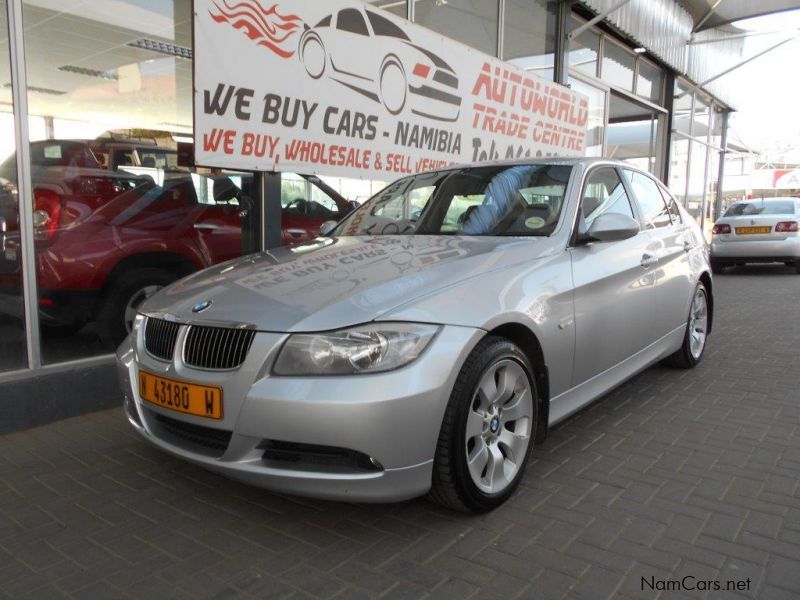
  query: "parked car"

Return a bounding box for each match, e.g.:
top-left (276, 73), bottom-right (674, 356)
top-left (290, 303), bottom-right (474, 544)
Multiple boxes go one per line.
top-left (710, 197), bottom-right (800, 273)
top-left (299, 6), bottom-right (461, 121)
top-left (117, 158), bottom-right (713, 512)
top-left (87, 135), bottom-right (180, 185)
top-left (0, 166), bottom-right (351, 344)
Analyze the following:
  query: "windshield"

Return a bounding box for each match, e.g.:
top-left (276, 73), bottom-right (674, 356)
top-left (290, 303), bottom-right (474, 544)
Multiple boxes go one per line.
top-left (334, 164), bottom-right (573, 237)
top-left (724, 200), bottom-right (796, 217)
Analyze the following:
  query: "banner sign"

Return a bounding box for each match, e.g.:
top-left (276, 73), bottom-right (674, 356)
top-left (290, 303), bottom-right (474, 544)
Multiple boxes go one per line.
top-left (194, 0), bottom-right (589, 179)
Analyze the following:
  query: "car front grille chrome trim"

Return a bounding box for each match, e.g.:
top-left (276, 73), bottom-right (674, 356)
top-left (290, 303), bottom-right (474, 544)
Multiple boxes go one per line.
top-left (182, 323), bottom-right (256, 371)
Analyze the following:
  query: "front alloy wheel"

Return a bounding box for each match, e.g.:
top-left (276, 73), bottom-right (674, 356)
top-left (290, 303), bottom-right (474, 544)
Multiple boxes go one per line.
top-left (465, 359), bottom-right (533, 495)
top-left (430, 336), bottom-right (538, 512)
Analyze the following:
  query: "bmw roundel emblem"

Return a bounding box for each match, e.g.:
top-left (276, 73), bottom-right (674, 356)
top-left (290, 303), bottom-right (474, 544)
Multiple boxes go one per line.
top-left (192, 299), bottom-right (213, 313)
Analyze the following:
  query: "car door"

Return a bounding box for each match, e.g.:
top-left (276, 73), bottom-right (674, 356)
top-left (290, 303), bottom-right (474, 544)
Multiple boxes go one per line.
top-left (191, 174), bottom-right (246, 265)
top-left (622, 169), bottom-right (695, 338)
top-left (280, 173), bottom-right (346, 244)
top-left (570, 166), bottom-right (660, 386)
top-left (328, 8), bottom-right (374, 81)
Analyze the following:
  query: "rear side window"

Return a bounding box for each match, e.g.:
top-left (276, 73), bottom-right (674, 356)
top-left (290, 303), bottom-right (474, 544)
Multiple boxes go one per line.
top-left (624, 169), bottom-right (671, 229)
top-left (581, 167), bottom-right (636, 225)
top-left (658, 185), bottom-right (682, 224)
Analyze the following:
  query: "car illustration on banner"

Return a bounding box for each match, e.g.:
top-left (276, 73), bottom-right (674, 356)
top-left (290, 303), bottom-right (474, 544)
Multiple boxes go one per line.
top-left (298, 7), bottom-right (462, 122)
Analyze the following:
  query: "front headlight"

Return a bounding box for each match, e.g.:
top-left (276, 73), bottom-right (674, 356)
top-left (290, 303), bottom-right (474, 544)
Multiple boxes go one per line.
top-left (273, 323), bottom-right (440, 375)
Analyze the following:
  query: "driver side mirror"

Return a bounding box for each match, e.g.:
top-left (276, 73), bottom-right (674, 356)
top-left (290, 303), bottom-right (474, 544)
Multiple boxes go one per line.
top-left (319, 220), bottom-right (337, 236)
top-left (578, 213), bottom-right (640, 244)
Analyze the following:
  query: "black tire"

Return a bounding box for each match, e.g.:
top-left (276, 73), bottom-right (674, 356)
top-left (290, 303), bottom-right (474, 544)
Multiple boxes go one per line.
top-left (96, 268), bottom-right (176, 348)
top-left (429, 336), bottom-right (538, 513)
top-left (795, 262), bottom-right (800, 274)
top-left (664, 281), bottom-right (709, 369)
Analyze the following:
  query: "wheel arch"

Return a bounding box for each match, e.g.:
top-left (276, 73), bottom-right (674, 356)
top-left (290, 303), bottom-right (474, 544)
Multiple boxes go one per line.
top-left (101, 251), bottom-right (198, 291)
top-left (485, 322), bottom-right (549, 444)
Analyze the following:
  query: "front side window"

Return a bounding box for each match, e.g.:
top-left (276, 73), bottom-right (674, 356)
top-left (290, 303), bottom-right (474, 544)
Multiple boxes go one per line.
top-left (624, 169), bottom-right (671, 229)
top-left (335, 164), bottom-right (572, 237)
top-left (581, 167), bottom-right (635, 226)
top-left (366, 10), bottom-right (409, 39)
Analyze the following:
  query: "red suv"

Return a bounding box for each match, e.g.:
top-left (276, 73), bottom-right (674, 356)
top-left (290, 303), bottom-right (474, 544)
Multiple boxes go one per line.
top-left (0, 141), bottom-right (352, 345)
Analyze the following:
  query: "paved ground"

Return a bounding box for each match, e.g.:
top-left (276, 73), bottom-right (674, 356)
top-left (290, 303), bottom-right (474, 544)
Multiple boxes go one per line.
top-left (1, 265), bottom-right (799, 599)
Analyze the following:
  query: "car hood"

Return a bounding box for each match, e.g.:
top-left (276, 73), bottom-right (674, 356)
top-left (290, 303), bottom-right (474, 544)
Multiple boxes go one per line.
top-left (142, 235), bottom-right (561, 332)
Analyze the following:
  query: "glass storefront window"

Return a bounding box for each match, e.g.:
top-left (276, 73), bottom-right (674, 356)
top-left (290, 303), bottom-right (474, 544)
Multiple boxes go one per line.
top-left (569, 18), bottom-right (599, 77)
top-left (503, 0), bottom-right (557, 81)
top-left (368, 1), bottom-right (407, 17)
top-left (637, 58), bottom-right (663, 105)
top-left (686, 141), bottom-right (709, 222)
top-left (18, 0), bottom-right (260, 364)
top-left (668, 138), bottom-right (689, 206)
top-left (413, 0), bottom-right (499, 56)
top-left (569, 78), bottom-right (606, 157)
top-left (0, 1), bottom-right (28, 372)
top-left (601, 40), bottom-right (635, 92)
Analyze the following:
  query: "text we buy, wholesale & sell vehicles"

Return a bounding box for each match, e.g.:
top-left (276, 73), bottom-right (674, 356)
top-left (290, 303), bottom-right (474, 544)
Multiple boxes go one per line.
top-left (118, 158), bottom-right (713, 513)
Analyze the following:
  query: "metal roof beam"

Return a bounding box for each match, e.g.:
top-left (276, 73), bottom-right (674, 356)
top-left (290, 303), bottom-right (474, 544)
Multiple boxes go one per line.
top-left (696, 36), bottom-right (797, 88)
top-left (693, 0), bottom-right (724, 33)
top-left (568, 0), bottom-right (633, 39)
top-left (689, 27), bottom-right (800, 45)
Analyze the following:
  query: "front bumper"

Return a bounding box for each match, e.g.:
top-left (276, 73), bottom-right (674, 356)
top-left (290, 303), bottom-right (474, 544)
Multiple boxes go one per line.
top-left (710, 236), bottom-right (800, 262)
top-left (116, 323), bottom-right (482, 502)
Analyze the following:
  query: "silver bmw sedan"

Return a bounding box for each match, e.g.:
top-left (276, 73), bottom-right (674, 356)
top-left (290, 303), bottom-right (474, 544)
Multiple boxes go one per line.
top-left (117, 159), bottom-right (713, 512)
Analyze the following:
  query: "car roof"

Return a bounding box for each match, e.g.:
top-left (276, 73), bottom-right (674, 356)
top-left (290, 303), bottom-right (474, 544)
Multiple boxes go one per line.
top-left (411, 157), bottom-right (641, 177)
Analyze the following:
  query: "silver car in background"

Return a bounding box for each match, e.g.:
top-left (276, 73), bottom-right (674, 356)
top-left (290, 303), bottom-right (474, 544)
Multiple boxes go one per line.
top-left (117, 159), bottom-right (713, 512)
top-left (710, 197), bottom-right (800, 273)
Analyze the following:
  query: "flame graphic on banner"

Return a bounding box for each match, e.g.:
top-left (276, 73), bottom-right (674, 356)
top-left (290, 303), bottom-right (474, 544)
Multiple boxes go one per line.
top-left (209, 0), bottom-right (302, 58)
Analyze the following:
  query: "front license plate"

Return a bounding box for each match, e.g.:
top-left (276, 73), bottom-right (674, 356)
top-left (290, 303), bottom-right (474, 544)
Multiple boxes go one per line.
top-left (735, 226), bottom-right (771, 234)
top-left (138, 370), bottom-right (223, 419)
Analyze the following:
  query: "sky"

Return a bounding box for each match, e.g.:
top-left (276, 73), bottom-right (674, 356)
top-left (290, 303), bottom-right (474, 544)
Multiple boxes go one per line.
top-left (724, 9), bottom-right (800, 163)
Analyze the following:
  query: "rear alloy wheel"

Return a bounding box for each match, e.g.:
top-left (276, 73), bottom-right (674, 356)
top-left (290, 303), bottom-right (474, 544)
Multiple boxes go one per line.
top-left (97, 268), bottom-right (176, 348)
top-left (430, 337), bottom-right (537, 513)
top-left (380, 57), bottom-right (407, 115)
top-left (665, 282), bottom-right (709, 369)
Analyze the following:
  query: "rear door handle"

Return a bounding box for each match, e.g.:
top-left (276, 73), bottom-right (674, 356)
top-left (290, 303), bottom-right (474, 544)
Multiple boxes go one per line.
top-left (641, 253), bottom-right (657, 268)
top-left (286, 228), bottom-right (305, 238)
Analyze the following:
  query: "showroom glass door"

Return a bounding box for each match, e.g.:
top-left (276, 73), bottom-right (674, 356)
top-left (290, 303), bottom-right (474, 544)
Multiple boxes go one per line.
top-left (0, 0), bottom-right (28, 372)
top-left (18, 0), bottom-right (259, 365)
top-left (568, 74), bottom-right (608, 157)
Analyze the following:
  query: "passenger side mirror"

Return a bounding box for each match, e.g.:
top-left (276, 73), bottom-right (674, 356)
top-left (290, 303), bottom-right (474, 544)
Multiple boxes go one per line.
top-left (318, 220), bottom-right (337, 236)
top-left (581, 213), bottom-right (640, 244)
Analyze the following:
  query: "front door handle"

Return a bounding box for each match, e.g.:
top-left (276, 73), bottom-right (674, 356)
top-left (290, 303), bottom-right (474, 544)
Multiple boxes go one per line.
top-left (683, 240), bottom-right (693, 253)
top-left (286, 228), bottom-right (305, 238)
top-left (641, 253), bottom-right (657, 268)
top-left (193, 223), bottom-right (220, 231)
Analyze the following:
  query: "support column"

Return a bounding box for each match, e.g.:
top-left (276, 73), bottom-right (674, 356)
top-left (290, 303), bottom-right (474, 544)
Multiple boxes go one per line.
top-left (714, 110), bottom-right (729, 221)
top-left (261, 171), bottom-right (282, 250)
